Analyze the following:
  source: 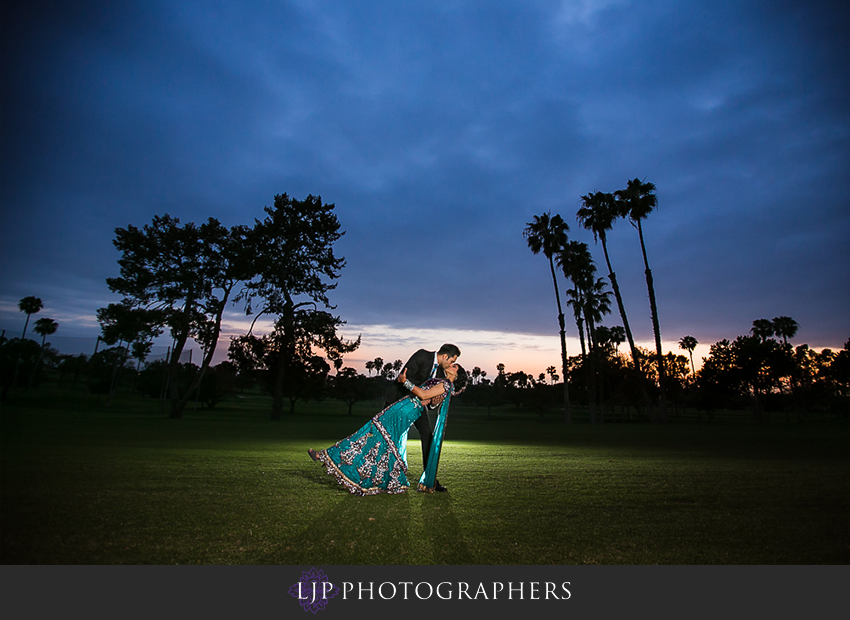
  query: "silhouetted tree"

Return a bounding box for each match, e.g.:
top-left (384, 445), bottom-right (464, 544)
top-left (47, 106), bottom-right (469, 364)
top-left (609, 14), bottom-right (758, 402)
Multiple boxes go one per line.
top-left (33, 317), bottom-right (58, 349)
top-left (558, 240), bottom-right (595, 362)
top-left (18, 296), bottom-right (43, 339)
top-left (330, 367), bottom-right (377, 415)
top-left (772, 316), bottom-right (799, 345)
top-left (524, 212), bottom-right (572, 422)
top-left (237, 195), bottom-right (360, 420)
top-left (11, 296), bottom-right (44, 393)
top-left (751, 319), bottom-right (774, 342)
top-left (679, 335), bottom-right (698, 375)
top-left (616, 178), bottom-right (668, 416)
top-left (29, 317), bottom-right (58, 389)
top-left (577, 192), bottom-right (641, 372)
top-left (104, 215), bottom-right (247, 417)
top-left (197, 362), bottom-right (239, 408)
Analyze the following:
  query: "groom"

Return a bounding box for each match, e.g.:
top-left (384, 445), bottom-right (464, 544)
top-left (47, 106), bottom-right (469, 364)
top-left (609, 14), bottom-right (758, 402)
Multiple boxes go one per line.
top-left (385, 343), bottom-right (460, 492)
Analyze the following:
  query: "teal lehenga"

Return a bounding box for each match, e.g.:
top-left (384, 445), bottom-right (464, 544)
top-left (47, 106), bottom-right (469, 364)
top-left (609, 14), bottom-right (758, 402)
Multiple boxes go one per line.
top-left (313, 378), bottom-right (452, 495)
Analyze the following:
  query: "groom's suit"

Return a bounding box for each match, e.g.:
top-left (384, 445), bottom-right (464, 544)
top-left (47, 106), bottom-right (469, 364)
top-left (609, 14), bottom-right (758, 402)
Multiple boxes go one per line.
top-left (385, 348), bottom-right (445, 471)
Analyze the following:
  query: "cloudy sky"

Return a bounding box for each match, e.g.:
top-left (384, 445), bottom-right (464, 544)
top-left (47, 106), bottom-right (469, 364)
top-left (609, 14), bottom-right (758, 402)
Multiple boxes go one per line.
top-left (1, 0), bottom-right (848, 377)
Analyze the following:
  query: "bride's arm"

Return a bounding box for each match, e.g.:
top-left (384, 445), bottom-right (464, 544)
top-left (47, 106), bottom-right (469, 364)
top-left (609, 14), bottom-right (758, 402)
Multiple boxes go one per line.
top-left (397, 369), bottom-right (447, 401)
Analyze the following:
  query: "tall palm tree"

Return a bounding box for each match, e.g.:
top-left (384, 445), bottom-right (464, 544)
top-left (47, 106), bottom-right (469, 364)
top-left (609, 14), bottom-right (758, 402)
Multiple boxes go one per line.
top-left (772, 316), bottom-right (799, 345)
top-left (576, 192), bottom-right (641, 371)
top-left (679, 335), bottom-right (698, 374)
top-left (18, 296), bottom-right (44, 340)
top-left (524, 212), bottom-right (572, 422)
top-left (615, 178), bottom-right (667, 403)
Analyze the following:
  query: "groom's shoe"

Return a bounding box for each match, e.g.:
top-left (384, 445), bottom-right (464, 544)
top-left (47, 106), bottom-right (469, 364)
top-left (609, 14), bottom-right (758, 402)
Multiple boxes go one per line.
top-left (434, 481), bottom-right (448, 492)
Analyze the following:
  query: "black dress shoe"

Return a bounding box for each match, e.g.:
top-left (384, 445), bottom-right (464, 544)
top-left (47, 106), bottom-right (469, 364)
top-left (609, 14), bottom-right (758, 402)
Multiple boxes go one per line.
top-left (434, 482), bottom-right (448, 492)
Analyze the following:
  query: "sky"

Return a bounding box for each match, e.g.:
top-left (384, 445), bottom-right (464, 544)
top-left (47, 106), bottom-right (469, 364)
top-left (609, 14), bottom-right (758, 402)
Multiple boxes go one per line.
top-left (1, 0), bottom-right (848, 379)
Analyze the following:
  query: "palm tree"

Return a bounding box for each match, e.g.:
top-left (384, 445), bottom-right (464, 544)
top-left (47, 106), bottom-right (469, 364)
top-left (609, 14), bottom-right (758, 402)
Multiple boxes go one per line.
top-left (581, 277), bottom-right (613, 423)
top-left (558, 240), bottom-right (595, 364)
top-left (581, 277), bottom-right (613, 352)
top-left (391, 359), bottom-right (403, 379)
top-left (772, 316), bottom-right (799, 345)
top-left (751, 319), bottom-right (774, 342)
top-left (565, 288), bottom-right (587, 360)
top-left (679, 335), bottom-right (698, 374)
top-left (608, 325), bottom-right (625, 352)
top-left (615, 178), bottom-right (667, 409)
top-left (33, 318), bottom-right (58, 348)
top-left (18, 296), bottom-right (44, 339)
top-left (524, 212), bottom-right (572, 422)
top-left (577, 192), bottom-right (641, 371)
top-left (30, 318), bottom-right (58, 389)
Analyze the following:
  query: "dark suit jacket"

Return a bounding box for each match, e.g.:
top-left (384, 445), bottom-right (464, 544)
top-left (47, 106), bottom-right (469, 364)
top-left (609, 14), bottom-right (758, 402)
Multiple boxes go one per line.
top-left (384, 348), bottom-right (445, 406)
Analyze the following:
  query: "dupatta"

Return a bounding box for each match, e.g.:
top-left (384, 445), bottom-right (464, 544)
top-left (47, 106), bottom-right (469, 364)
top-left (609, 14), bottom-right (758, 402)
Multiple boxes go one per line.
top-left (417, 390), bottom-right (451, 492)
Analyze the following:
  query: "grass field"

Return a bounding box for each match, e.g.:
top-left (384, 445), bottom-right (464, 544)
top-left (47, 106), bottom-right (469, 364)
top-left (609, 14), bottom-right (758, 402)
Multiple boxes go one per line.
top-left (1, 388), bottom-right (848, 565)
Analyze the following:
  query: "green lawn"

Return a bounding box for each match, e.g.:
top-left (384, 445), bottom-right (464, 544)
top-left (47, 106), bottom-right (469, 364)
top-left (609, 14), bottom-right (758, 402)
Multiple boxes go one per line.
top-left (1, 388), bottom-right (847, 565)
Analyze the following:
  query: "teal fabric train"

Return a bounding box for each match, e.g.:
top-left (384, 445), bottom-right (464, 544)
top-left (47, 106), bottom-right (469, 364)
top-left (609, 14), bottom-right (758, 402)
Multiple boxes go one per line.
top-left (315, 378), bottom-right (452, 495)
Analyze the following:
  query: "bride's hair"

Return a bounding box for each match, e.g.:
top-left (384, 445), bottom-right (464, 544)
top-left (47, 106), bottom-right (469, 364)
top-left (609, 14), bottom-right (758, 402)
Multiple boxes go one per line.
top-left (451, 364), bottom-right (469, 394)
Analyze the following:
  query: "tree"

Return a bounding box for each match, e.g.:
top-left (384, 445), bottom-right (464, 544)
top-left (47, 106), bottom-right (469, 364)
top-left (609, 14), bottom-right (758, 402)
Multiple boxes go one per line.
top-left (558, 240), bottom-right (594, 360)
top-left (580, 278), bottom-right (613, 422)
top-left (331, 367), bottom-right (375, 415)
top-left (559, 240), bottom-right (604, 421)
top-left (32, 317), bottom-right (58, 349)
top-left (750, 318), bottom-right (775, 342)
top-left (679, 335), bottom-right (698, 375)
top-left (30, 317), bottom-right (59, 388)
top-left (197, 361), bottom-right (239, 409)
top-left (577, 192), bottom-right (641, 372)
top-left (772, 316), bottom-right (799, 345)
top-left (2, 338), bottom-right (42, 396)
top-left (615, 178), bottom-right (668, 415)
top-left (18, 296), bottom-right (43, 339)
top-left (697, 334), bottom-right (789, 421)
top-left (238, 194), bottom-right (359, 420)
top-left (104, 215), bottom-right (247, 418)
top-left (524, 212), bottom-right (571, 422)
top-left (390, 359), bottom-right (403, 378)
top-left (12, 296), bottom-right (45, 392)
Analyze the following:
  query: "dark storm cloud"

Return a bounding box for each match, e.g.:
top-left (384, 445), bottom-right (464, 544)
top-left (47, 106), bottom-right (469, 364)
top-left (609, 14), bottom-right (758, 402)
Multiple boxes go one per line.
top-left (1, 0), bottom-right (848, 354)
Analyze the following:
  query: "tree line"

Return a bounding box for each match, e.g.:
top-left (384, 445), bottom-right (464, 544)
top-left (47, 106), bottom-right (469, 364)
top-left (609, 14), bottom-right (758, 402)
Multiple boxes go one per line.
top-left (523, 178), bottom-right (848, 422)
top-left (0, 194), bottom-right (360, 419)
top-left (3, 185), bottom-right (846, 421)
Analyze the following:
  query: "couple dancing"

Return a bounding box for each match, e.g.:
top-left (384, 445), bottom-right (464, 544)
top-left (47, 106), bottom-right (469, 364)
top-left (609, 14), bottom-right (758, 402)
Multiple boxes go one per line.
top-left (308, 344), bottom-right (467, 496)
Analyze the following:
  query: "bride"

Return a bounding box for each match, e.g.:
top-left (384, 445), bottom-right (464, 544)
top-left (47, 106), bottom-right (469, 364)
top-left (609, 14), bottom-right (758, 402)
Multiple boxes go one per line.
top-left (308, 363), bottom-right (467, 495)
